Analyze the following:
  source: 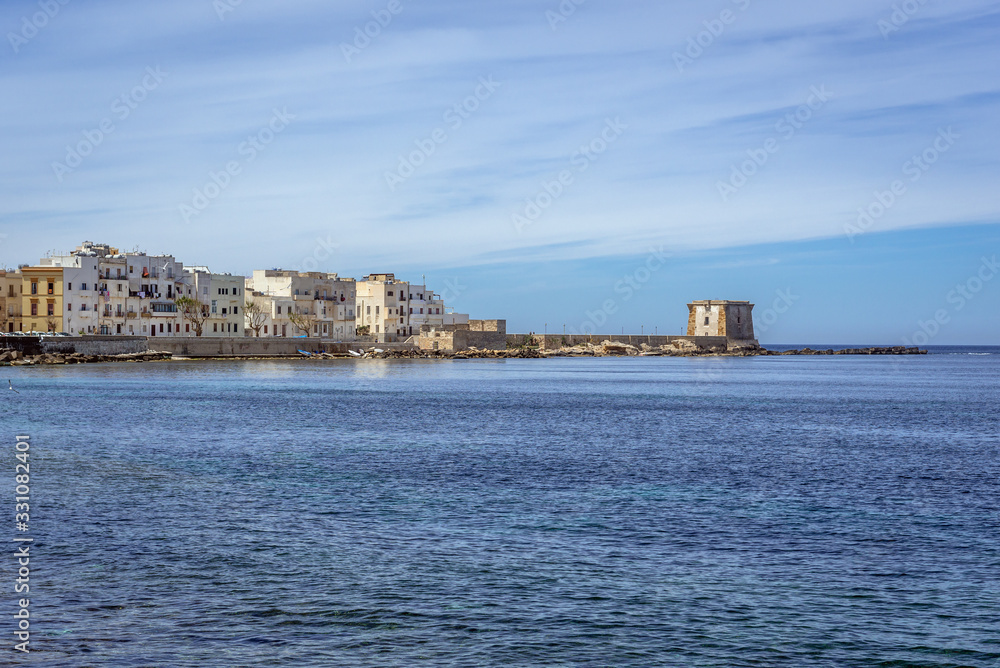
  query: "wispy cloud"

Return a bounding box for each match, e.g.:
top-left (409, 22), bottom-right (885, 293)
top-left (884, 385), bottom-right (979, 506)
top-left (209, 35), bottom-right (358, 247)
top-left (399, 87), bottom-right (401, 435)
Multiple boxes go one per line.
top-left (0, 0), bottom-right (997, 277)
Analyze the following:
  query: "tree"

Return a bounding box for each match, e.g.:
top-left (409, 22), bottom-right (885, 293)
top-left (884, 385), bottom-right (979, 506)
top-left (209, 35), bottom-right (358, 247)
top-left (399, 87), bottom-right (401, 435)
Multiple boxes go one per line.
top-left (244, 297), bottom-right (268, 337)
top-left (287, 309), bottom-right (317, 337)
top-left (175, 296), bottom-right (210, 337)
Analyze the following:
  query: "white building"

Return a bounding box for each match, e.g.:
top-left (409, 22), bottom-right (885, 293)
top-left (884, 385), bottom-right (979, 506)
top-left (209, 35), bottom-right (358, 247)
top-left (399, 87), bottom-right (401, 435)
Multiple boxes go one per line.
top-left (405, 284), bottom-right (470, 333)
top-left (245, 270), bottom-right (356, 340)
top-left (185, 268), bottom-right (244, 337)
top-left (356, 273), bottom-right (410, 342)
top-left (36, 251), bottom-right (100, 335)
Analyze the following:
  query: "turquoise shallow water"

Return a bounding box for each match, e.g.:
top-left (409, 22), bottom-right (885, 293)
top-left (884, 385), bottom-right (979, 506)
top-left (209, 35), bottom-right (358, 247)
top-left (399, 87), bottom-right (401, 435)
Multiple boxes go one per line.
top-left (2, 353), bottom-right (999, 666)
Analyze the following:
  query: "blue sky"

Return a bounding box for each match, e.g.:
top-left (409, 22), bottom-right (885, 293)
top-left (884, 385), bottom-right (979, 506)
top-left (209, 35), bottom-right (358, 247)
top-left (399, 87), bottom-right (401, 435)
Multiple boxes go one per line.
top-left (1, 0), bottom-right (998, 343)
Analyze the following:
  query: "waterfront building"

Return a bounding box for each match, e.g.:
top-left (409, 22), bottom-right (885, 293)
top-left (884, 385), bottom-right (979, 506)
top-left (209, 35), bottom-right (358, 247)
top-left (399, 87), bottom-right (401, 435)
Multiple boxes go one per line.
top-left (356, 273), bottom-right (410, 342)
top-left (185, 268), bottom-right (244, 337)
top-left (245, 270), bottom-right (357, 340)
top-left (687, 300), bottom-right (757, 345)
top-left (0, 270), bottom-right (21, 333)
top-left (17, 265), bottom-right (65, 333)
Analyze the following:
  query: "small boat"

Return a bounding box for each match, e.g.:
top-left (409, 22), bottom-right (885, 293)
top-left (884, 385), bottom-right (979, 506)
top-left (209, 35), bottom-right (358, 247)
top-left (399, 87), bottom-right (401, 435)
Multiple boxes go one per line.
top-left (348, 350), bottom-right (362, 357)
top-left (297, 350), bottom-right (313, 357)
top-left (373, 348), bottom-right (384, 354)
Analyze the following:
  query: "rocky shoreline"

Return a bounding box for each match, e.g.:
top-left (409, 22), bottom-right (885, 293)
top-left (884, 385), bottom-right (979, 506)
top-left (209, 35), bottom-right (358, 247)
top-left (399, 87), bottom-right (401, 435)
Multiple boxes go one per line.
top-left (0, 341), bottom-right (927, 366)
top-left (0, 350), bottom-right (173, 366)
top-left (367, 341), bottom-right (926, 359)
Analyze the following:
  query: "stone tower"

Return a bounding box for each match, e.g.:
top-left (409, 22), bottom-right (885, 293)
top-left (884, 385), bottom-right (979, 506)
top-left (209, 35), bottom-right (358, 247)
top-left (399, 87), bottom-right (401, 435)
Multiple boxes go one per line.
top-left (687, 300), bottom-right (758, 347)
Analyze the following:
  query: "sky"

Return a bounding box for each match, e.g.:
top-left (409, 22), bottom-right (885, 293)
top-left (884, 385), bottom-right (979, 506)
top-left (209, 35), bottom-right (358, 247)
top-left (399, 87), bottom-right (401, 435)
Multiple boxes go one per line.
top-left (1, 0), bottom-right (998, 343)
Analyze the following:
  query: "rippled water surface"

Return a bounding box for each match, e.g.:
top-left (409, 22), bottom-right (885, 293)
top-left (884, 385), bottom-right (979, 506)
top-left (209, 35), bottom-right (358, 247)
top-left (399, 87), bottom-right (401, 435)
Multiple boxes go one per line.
top-left (3, 353), bottom-right (999, 666)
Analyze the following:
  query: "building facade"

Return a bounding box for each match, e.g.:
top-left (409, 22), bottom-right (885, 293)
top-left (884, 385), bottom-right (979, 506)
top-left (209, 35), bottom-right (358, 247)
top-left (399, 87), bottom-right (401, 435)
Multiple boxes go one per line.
top-left (356, 273), bottom-right (411, 342)
top-left (245, 270), bottom-right (356, 340)
top-left (18, 266), bottom-right (64, 333)
top-left (687, 300), bottom-right (757, 345)
top-left (0, 270), bottom-right (21, 333)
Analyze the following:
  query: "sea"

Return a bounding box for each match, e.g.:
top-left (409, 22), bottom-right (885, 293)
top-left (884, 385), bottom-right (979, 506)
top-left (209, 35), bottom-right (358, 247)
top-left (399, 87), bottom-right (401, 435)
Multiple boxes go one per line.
top-left (2, 346), bottom-right (998, 667)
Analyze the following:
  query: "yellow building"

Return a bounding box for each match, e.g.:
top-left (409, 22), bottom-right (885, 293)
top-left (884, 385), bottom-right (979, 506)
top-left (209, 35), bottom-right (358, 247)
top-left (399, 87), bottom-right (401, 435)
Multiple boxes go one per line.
top-left (0, 270), bottom-right (20, 333)
top-left (18, 266), bottom-right (64, 333)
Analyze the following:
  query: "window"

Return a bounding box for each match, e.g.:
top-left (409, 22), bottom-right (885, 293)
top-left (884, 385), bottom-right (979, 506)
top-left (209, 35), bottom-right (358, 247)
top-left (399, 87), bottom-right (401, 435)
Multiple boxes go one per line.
top-left (82, 283), bottom-right (87, 290)
top-left (387, 291), bottom-right (393, 296)
top-left (211, 300), bottom-right (217, 314)
top-left (375, 306), bottom-right (380, 315)
top-left (366, 305), bottom-right (370, 315)
top-left (47, 282), bottom-right (54, 294)
top-left (159, 323), bottom-right (164, 333)
top-left (67, 303), bottom-right (72, 311)
top-left (234, 306), bottom-right (239, 315)
top-left (213, 323), bottom-right (218, 332)
top-left (47, 303), bottom-right (54, 316)
top-left (264, 325), bottom-right (269, 334)
top-left (67, 282), bottom-right (72, 290)
top-left (436, 308), bottom-right (440, 314)
top-left (118, 284), bottom-right (122, 292)
top-left (185, 324), bottom-right (190, 333)
top-left (221, 307), bottom-right (227, 315)
top-left (30, 303), bottom-right (37, 316)
top-left (30, 282), bottom-right (37, 295)
top-left (704, 317), bottom-right (709, 326)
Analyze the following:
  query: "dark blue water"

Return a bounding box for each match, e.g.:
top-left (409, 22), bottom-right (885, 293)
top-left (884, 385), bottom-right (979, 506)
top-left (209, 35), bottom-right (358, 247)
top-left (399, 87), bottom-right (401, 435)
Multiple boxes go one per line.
top-left (3, 354), bottom-right (999, 666)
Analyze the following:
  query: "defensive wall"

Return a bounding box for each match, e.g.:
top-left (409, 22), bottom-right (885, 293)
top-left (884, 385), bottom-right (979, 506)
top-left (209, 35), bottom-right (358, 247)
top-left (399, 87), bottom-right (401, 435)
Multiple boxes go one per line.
top-left (417, 319), bottom-right (507, 353)
top-left (0, 336), bottom-right (148, 356)
top-left (505, 334), bottom-right (731, 351)
top-left (148, 337), bottom-right (415, 358)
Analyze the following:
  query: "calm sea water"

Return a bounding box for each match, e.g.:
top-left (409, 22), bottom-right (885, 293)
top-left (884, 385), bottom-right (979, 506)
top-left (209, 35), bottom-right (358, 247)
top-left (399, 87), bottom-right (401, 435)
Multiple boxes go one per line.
top-left (3, 350), bottom-right (999, 667)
